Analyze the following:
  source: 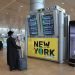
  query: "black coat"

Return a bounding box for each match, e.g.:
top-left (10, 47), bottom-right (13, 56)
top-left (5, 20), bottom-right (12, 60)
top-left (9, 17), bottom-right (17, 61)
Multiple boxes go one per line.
top-left (7, 36), bottom-right (21, 68)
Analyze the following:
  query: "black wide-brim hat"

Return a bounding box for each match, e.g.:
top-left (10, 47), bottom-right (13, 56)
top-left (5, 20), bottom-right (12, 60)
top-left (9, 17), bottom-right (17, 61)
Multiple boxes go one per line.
top-left (8, 31), bottom-right (14, 36)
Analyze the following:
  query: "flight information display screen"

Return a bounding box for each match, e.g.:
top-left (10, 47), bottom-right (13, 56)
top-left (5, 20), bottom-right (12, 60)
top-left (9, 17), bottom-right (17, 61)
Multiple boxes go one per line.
top-left (28, 15), bottom-right (38, 36)
top-left (42, 14), bottom-right (54, 35)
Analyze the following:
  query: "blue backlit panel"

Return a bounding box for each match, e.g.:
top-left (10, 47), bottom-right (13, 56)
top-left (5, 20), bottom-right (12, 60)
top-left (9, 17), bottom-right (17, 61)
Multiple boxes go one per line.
top-left (28, 15), bottom-right (38, 36)
top-left (42, 14), bottom-right (54, 35)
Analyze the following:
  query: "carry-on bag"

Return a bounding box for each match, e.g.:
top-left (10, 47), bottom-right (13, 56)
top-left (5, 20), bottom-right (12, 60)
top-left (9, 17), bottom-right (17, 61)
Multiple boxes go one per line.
top-left (18, 49), bottom-right (27, 70)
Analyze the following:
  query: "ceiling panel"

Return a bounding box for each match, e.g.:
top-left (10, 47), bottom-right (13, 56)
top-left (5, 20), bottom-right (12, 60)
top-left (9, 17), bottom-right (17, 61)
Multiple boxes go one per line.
top-left (0, 0), bottom-right (14, 9)
top-left (0, 0), bottom-right (75, 28)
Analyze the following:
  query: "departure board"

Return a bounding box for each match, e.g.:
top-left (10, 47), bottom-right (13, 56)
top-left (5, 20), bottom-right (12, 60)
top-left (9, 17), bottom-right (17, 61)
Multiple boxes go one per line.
top-left (28, 15), bottom-right (38, 36)
top-left (42, 14), bottom-right (54, 35)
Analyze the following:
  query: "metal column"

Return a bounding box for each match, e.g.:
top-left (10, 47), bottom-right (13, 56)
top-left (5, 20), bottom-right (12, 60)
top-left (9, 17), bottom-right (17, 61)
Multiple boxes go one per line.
top-left (58, 11), bottom-right (64, 63)
top-left (30, 0), bottom-right (45, 11)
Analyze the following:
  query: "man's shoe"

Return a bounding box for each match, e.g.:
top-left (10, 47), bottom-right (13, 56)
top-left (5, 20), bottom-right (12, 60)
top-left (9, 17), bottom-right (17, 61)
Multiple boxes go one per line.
top-left (10, 67), bottom-right (16, 71)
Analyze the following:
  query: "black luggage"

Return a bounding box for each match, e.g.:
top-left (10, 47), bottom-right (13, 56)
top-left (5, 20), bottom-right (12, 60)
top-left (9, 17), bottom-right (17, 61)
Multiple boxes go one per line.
top-left (18, 49), bottom-right (27, 70)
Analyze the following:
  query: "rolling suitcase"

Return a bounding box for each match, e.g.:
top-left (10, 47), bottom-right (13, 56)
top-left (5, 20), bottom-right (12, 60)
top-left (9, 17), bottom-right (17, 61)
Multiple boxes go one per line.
top-left (18, 49), bottom-right (27, 70)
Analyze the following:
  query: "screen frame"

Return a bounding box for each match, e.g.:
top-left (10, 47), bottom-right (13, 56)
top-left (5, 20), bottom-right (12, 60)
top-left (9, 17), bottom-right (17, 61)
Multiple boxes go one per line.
top-left (69, 21), bottom-right (75, 63)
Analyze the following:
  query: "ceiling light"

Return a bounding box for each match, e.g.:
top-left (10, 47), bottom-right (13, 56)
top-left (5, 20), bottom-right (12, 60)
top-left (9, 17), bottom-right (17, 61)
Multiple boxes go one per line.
top-left (71, 9), bottom-right (73, 12)
top-left (62, 3), bottom-right (64, 5)
top-left (6, 13), bottom-right (8, 14)
top-left (20, 5), bottom-right (23, 7)
top-left (21, 16), bottom-right (23, 17)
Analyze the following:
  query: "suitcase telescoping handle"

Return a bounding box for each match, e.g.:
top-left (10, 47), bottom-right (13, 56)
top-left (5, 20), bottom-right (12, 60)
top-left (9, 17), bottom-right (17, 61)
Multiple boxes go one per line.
top-left (18, 49), bottom-right (22, 58)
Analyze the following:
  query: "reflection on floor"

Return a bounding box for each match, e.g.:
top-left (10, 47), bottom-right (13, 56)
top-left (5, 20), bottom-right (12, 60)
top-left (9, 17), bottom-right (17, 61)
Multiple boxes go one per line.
top-left (0, 49), bottom-right (75, 75)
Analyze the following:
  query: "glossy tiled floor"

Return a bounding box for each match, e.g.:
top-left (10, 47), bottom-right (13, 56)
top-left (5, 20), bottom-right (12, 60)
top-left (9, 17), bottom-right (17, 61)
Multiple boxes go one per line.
top-left (0, 49), bottom-right (75, 75)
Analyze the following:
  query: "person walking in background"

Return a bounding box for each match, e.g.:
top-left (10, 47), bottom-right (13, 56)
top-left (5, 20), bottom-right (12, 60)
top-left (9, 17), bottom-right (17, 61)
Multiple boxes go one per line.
top-left (7, 31), bottom-right (21, 71)
top-left (0, 41), bottom-right (3, 50)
